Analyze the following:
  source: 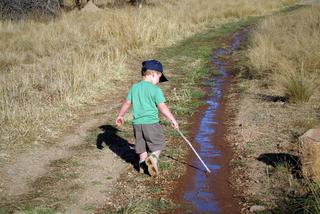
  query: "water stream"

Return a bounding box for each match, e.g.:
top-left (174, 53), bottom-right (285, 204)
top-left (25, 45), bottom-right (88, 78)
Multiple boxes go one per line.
top-left (182, 31), bottom-right (246, 213)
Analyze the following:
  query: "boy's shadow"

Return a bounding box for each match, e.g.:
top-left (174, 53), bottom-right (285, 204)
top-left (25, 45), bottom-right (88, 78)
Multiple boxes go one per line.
top-left (96, 125), bottom-right (138, 166)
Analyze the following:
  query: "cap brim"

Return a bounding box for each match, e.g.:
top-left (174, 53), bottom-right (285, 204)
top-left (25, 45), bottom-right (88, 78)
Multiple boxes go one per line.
top-left (160, 73), bottom-right (168, 83)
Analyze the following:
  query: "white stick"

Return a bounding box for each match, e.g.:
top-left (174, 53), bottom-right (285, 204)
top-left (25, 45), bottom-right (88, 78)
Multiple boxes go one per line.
top-left (177, 129), bottom-right (211, 173)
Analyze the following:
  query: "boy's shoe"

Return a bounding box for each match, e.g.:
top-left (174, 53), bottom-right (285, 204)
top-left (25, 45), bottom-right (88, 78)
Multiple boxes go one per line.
top-left (138, 161), bottom-right (148, 174)
top-left (145, 154), bottom-right (159, 177)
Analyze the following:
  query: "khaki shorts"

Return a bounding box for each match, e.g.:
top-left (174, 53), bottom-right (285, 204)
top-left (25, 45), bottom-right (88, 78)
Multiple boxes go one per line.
top-left (133, 123), bottom-right (165, 154)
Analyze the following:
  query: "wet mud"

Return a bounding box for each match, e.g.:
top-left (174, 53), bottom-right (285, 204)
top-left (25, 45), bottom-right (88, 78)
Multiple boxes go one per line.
top-left (172, 27), bottom-right (251, 213)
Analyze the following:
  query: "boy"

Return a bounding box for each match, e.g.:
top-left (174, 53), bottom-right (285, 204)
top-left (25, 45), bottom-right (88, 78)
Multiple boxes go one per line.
top-left (115, 59), bottom-right (179, 177)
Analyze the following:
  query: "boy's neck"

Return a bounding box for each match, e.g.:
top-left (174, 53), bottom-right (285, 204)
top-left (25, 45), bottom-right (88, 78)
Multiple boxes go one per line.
top-left (143, 76), bottom-right (154, 84)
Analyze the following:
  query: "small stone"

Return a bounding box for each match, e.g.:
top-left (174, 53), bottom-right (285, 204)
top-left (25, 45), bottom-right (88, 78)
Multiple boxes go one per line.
top-left (250, 205), bottom-right (266, 212)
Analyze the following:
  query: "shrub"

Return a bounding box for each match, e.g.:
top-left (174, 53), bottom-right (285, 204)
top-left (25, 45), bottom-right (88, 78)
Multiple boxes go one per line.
top-left (0, 0), bottom-right (61, 20)
top-left (277, 65), bottom-right (318, 103)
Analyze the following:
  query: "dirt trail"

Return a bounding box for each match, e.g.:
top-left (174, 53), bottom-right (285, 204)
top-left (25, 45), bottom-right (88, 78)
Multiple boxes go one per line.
top-left (0, 96), bottom-right (132, 213)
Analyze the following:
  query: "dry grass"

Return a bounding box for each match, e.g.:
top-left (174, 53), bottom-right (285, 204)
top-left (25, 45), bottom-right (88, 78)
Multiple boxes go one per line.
top-left (0, 0), bottom-right (295, 149)
top-left (229, 6), bottom-right (320, 211)
top-left (247, 6), bottom-right (320, 103)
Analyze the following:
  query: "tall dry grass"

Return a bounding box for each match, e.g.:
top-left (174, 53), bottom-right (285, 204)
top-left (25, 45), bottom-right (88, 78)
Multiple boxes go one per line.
top-left (247, 6), bottom-right (320, 103)
top-left (0, 0), bottom-right (295, 149)
top-left (247, 6), bottom-right (320, 211)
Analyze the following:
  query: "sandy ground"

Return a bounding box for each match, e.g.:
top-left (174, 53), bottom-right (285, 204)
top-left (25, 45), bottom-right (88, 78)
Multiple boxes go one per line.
top-left (0, 95), bottom-right (132, 213)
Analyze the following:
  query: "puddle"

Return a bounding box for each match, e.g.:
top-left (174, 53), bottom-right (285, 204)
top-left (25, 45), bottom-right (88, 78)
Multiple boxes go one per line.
top-left (174, 28), bottom-right (250, 213)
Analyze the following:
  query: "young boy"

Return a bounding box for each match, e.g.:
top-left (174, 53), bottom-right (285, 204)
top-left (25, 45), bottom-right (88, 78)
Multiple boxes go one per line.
top-left (115, 59), bottom-right (179, 177)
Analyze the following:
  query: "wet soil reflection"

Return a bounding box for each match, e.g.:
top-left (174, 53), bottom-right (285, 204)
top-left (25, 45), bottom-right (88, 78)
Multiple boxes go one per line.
top-left (181, 29), bottom-right (249, 213)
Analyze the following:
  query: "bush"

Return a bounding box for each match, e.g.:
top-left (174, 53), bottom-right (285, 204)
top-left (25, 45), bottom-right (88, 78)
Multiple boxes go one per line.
top-left (0, 0), bottom-right (61, 20)
top-left (278, 66), bottom-right (318, 103)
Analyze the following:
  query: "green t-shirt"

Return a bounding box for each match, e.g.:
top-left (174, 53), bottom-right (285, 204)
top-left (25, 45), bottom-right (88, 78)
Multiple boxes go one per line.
top-left (126, 80), bottom-right (166, 125)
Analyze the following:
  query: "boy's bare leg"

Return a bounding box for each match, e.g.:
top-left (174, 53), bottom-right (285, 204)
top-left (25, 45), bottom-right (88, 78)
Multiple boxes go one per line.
top-left (139, 152), bottom-right (148, 162)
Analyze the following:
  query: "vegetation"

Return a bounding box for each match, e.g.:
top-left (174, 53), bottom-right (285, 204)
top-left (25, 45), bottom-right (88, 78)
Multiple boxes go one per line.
top-left (110, 199), bottom-right (174, 214)
top-left (0, 0), bottom-right (294, 150)
top-left (233, 5), bottom-right (320, 212)
top-left (0, 0), bottom-right (304, 213)
top-left (247, 6), bottom-right (320, 103)
top-left (0, 0), bottom-right (61, 20)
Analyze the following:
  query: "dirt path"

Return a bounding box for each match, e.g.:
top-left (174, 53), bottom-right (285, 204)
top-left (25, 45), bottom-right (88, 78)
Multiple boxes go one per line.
top-left (0, 95), bottom-right (134, 213)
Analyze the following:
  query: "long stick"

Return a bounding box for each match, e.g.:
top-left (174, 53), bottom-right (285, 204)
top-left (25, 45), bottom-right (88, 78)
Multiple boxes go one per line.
top-left (177, 129), bottom-right (211, 173)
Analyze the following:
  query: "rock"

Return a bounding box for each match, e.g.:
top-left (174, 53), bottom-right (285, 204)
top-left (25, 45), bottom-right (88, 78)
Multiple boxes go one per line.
top-left (81, 1), bottom-right (102, 12)
top-left (299, 127), bottom-right (320, 181)
top-left (250, 205), bottom-right (266, 212)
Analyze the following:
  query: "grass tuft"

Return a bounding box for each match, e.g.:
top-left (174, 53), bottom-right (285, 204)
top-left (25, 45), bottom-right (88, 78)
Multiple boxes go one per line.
top-left (111, 198), bottom-right (175, 214)
top-left (278, 65), bottom-right (318, 103)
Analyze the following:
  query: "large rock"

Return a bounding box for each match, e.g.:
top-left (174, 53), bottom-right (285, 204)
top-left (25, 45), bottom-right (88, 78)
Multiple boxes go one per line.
top-left (299, 128), bottom-right (320, 181)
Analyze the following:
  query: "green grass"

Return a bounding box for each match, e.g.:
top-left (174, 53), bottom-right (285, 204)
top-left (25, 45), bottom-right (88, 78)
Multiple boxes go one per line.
top-left (109, 198), bottom-right (176, 214)
top-left (83, 204), bottom-right (96, 212)
top-left (159, 161), bottom-right (172, 170)
top-left (147, 186), bottom-right (161, 194)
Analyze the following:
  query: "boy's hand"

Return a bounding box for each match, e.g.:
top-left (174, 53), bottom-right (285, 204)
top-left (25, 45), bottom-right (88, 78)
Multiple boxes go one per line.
top-left (171, 120), bottom-right (179, 130)
top-left (116, 116), bottom-right (124, 126)
top-left (115, 100), bottom-right (131, 127)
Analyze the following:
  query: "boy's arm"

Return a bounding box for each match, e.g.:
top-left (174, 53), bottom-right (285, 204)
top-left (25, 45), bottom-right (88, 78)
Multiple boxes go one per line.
top-left (158, 103), bottom-right (179, 129)
top-left (115, 100), bottom-right (131, 126)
